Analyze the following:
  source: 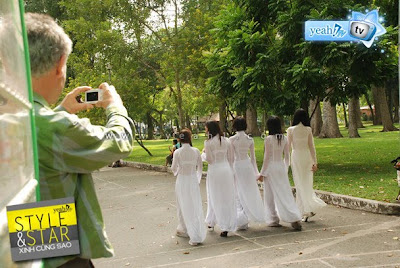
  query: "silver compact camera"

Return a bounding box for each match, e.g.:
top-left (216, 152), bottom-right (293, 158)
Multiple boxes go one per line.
top-left (85, 89), bottom-right (103, 104)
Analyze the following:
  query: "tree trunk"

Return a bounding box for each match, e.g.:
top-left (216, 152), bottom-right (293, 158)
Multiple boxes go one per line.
top-left (196, 116), bottom-right (200, 133)
top-left (309, 99), bottom-right (323, 136)
top-left (246, 104), bottom-right (261, 136)
top-left (342, 103), bottom-right (348, 128)
top-left (261, 110), bottom-right (267, 135)
top-left (348, 97), bottom-right (360, 138)
top-left (372, 85), bottom-right (399, 131)
top-left (393, 86), bottom-right (399, 122)
top-left (278, 115), bottom-right (285, 131)
top-left (319, 99), bottom-right (343, 138)
top-left (158, 113), bottom-right (166, 139)
top-left (146, 112), bottom-right (154, 140)
top-left (219, 102), bottom-right (227, 134)
top-left (388, 86), bottom-right (394, 122)
top-left (354, 96), bottom-right (364, 128)
top-left (365, 93), bottom-right (375, 123)
top-left (176, 92), bottom-right (185, 129)
top-left (372, 86), bottom-right (382, 125)
top-left (300, 98), bottom-right (309, 112)
top-left (174, 118), bottom-right (180, 132)
top-left (185, 114), bottom-right (192, 131)
top-left (174, 67), bottom-right (185, 129)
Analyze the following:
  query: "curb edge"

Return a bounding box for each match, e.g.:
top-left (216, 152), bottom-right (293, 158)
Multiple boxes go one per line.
top-left (124, 161), bottom-right (400, 216)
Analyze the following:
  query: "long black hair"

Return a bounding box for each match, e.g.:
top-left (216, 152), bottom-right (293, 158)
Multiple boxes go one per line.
top-left (206, 120), bottom-right (223, 144)
top-left (232, 116), bottom-right (247, 132)
top-left (292, 109), bottom-right (310, 126)
top-left (267, 116), bottom-right (283, 145)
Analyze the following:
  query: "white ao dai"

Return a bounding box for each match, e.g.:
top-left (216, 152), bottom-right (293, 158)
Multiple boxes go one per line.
top-left (171, 144), bottom-right (206, 243)
top-left (287, 124), bottom-right (326, 215)
top-left (229, 131), bottom-right (265, 226)
top-left (260, 135), bottom-right (302, 224)
top-left (203, 135), bottom-right (237, 232)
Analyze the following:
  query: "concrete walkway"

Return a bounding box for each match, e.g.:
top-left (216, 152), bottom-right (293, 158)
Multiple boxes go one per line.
top-left (92, 167), bottom-right (400, 268)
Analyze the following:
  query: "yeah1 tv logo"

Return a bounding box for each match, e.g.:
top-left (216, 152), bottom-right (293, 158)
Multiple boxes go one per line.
top-left (305, 10), bottom-right (386, 48)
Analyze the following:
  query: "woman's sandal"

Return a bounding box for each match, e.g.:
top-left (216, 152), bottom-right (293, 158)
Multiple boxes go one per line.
top-left (302, 212), bottom-right (316, 222)
top-left (220, 231), bottom-right (228, 237)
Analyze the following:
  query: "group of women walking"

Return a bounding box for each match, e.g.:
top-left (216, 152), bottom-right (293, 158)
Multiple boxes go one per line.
top-left (171, 109), bottom-right (326, 246)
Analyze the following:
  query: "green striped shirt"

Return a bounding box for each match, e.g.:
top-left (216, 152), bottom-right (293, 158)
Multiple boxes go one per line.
top-left (33, 92), bottom-right (134, 267)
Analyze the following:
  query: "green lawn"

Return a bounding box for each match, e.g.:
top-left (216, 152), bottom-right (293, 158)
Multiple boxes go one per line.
top-left (126, 123), bottom-right (400, 203)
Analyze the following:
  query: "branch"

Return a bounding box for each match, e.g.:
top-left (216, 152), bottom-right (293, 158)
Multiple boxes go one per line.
top-left (309, 96), bottom-right (320, 120)
top-left (143, 3), bottom-right (172, 41)
top-left (139, 19), bottom-right (165, 43)
top-left (137, 57), bottom-right (168, 83)
top-left (173, 0), bottom-right (179, 35)
top-left (135, 137), bottom-right (153, 156)
top-left (152, 108), bottom-right (164, 115)
top-left (225, 100), bottom-right (236, 120)
top-left (133, 120), bottom-right (153, 156)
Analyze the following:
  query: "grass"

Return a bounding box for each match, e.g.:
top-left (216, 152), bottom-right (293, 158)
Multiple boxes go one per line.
top-left (126, 123), bottom-right (400, 203)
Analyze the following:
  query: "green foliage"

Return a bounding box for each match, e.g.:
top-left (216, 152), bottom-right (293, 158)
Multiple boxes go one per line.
top-left (24, 0), bottom-right (398, 133)
top-left (25, 0), bottom-right (222, 129)
top-left (205, 0), bottom-right (398, 117)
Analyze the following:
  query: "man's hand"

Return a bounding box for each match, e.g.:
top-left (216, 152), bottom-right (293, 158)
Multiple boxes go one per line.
top-left (95, 82), bottom-right (123, 109)
top-left (59, 86), bottom-right (94, 114)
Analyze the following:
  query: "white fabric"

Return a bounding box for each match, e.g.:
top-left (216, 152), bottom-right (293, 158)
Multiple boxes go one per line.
top-left (287, 124), bottom-right (326, 215)
top-left (260, 135), bottom-right (301, 224)
top-left (203, 135), bottom-right (237, 232)
top-left (229, 131), bottom-right (265, 224)
top-left (397, 170), bottom-right (400, 187)
top-left (171, 144), bottom-right (206, 243)
top-left (172, 144), bottom-right (203, 183)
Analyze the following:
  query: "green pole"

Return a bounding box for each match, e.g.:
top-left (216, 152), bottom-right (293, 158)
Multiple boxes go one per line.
top-left (18, 0), bottom-right (41, 202)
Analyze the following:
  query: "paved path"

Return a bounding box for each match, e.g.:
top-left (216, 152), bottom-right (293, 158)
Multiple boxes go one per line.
top-left (92, 167), bottom-right (400, 268)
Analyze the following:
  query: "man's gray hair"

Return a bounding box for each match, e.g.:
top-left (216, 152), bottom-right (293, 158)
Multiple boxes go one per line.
top-left (25, 13), bottom-right (72, 77)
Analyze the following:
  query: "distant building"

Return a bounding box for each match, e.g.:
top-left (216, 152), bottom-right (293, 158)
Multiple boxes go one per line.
top-left (360, 105), bottom-right (374, 116)
top-left (360, 105), bottom-right (375, 120)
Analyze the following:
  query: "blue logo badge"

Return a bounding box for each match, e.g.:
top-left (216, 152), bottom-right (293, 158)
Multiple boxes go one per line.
top-left (305, 10), bottom-right (386, 48)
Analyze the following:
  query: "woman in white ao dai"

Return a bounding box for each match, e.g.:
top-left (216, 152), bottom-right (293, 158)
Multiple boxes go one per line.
top-left (229, 117), bottom-right (265, 229)
top-left (287, 109), bottom-right (326, 222)
top-left (171, 129), bottom-right (206, 245)
top-left (202, 121), bottom-right (237, 237)
top-left (259, 116), bottom-right (302, 230)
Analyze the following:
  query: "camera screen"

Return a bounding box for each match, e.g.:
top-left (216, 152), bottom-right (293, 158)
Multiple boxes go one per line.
top-left (86, 92), bottom-right (99, 102)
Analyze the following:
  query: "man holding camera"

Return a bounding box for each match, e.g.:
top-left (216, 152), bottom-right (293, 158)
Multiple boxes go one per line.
top-left (24, 13), bottom-right (134, 267)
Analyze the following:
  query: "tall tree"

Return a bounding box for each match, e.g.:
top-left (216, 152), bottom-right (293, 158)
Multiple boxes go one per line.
top-left (319, 100), bottom-right (343, 138)
top-left (348, 97), bottom-right (360, 138)
top-left (354, 97), bottom-right (364, 128)
top-left (309, 99), bottom-right (323, 136)
top-left (373, 86), bottom-right (399, 131)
